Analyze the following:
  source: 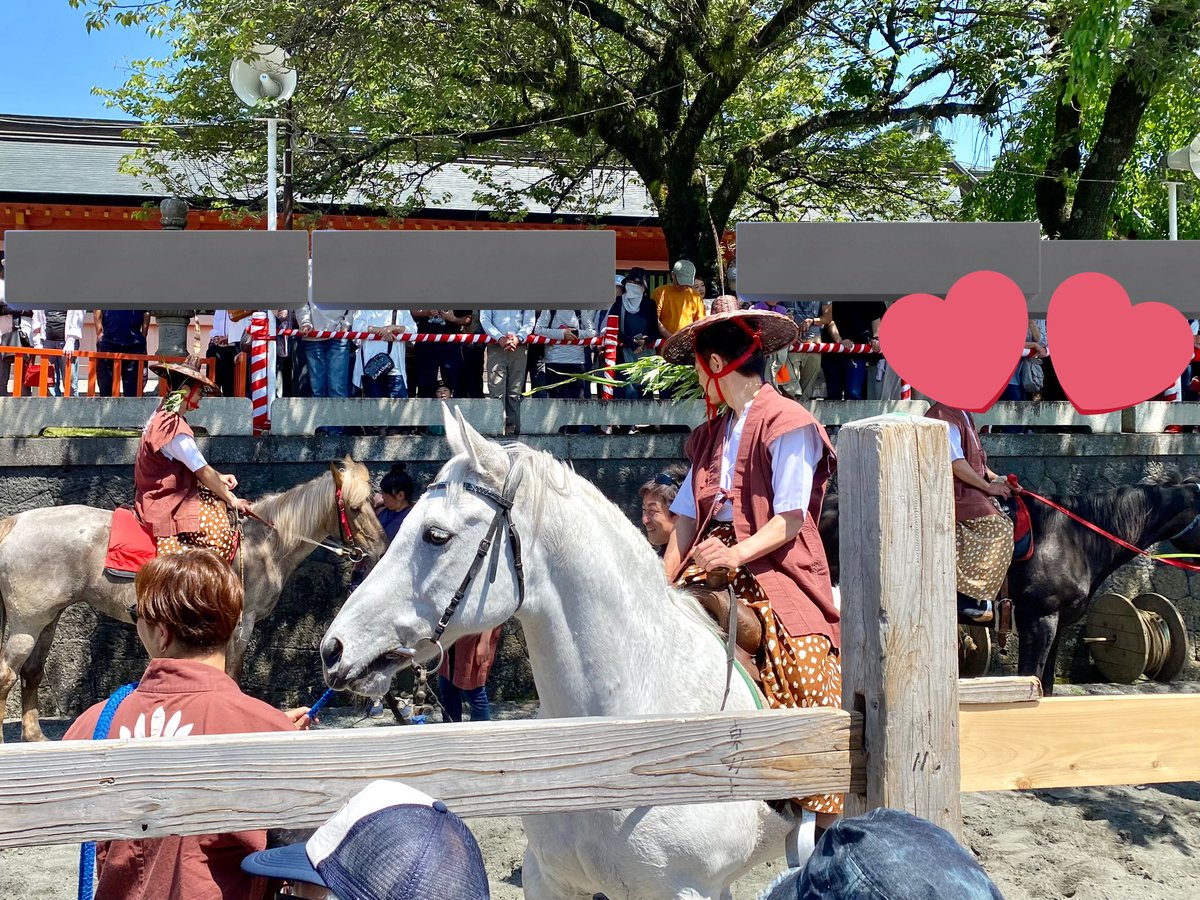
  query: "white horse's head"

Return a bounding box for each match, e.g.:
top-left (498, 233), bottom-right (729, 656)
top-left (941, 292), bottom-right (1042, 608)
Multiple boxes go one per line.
top-left (321, 405), bottom-right (529, 696)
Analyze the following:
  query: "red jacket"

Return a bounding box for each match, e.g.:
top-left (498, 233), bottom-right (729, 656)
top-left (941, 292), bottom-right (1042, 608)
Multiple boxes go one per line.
top-left (134, 409), bottom-right (201, 537)
top-left (64, 659), bottom-right (296, 900)
top-left (684, 385), bottom-right (840, 647)
top-left (925, 403), bottom-right (1002, 522)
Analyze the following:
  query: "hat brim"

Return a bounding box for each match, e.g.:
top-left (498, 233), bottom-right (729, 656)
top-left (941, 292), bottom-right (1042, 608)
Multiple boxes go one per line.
top-left (660, 310), bottom-right (799, 365)
top-left (148, 361), bottom-right (222, 395)
top-left (240, 842), bottom-right (327, 887)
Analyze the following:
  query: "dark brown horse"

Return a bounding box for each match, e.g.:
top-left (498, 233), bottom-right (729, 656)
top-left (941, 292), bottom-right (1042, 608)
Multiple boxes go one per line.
top-left (818, 472), bottom-right (1200, 693)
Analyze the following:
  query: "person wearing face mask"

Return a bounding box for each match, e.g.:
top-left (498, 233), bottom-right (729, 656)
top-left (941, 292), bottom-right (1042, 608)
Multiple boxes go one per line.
top-left (609, 268), bottom-right (667, 399)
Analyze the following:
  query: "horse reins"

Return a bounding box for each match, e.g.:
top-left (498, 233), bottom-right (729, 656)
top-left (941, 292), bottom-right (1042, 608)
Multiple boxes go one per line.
top-left (237, 482), bottom-right (366, 562)
top-left (411, 480), bottom-right (526, 672)
top-left (1007, 476), bottom-right (1200, 572)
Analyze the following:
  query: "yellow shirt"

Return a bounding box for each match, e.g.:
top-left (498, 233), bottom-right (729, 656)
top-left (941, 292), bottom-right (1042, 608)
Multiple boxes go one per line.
top-left (653, 283), bottom-right (706, 334)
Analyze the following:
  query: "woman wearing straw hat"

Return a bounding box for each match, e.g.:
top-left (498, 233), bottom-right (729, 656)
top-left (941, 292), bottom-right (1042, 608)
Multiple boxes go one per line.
top-left (134, 356), bottom-right (253, 559)
top-left (661, 301), bottom-right (842, 829)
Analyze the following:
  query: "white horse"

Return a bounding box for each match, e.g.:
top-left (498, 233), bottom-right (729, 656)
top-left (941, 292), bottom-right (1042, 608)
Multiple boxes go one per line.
top-left (322, 408), bottom-right (799, 899)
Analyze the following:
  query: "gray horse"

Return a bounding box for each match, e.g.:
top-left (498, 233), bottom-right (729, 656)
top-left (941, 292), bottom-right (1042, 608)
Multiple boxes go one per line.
top-left (0, 456), bottom-right (385, 742)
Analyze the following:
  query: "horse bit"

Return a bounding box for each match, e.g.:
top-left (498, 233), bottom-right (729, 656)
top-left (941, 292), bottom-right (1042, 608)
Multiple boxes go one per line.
top-left (407, 480), bottom-right (526, 674)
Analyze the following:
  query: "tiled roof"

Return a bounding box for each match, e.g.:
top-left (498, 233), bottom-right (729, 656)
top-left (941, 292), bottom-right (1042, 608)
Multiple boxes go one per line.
top-left (0, 114), bottom-right (659, 219)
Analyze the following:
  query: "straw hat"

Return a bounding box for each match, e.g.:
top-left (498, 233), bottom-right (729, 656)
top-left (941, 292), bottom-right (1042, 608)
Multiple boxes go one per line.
top-left (660, 307), bottom-right (798, 365)
top-left (148, 355), bottom-right (222, 395)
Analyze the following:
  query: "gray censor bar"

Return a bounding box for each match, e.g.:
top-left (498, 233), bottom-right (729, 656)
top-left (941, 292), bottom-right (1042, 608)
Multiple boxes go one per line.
top-left (3, 230), bottom-right (310, 310)
top-left (734, 221), bottom-right (1042, 304)
top-left (1035, 240), bottom-right (1200, 314)
top-left (311, 229), bottom-right (616, 309)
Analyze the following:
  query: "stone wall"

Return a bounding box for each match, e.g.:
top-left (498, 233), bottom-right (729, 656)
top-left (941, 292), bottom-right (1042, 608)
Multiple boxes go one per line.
top-left (3, 431), bottom-right (1199, 721)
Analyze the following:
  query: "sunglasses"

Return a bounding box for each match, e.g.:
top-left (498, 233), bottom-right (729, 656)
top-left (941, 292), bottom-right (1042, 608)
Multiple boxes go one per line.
top-left (654, 473), bottom-right (681, 488)
top-left (127, 604), bottom-right (140, 624)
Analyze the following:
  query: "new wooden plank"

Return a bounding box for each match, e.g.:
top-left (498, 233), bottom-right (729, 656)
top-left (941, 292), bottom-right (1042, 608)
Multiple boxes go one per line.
top-left (957, 677), bottom-right (1042, 705)
top-left (839, 416), bottom-right (962, 838)
top-left (0, 708), bottom-right (863, 850)
top-left (960, 695), bottom-right (1200, 792)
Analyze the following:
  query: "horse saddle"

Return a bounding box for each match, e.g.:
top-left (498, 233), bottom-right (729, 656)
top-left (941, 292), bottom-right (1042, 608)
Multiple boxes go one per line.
top-left (683, 584), bottom-right (766, 687)
top-left (104, 505), bottom-right (157, 579)
top-left (1000, 495), bottom-right (1034, 563)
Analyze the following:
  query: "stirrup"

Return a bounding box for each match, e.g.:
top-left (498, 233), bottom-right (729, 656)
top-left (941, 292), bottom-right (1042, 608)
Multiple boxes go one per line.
top-left (785, 808), bottom-right (818, 868)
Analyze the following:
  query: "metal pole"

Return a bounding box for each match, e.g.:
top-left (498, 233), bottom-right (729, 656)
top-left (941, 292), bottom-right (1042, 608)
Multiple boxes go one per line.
top-left (267, 118), bottom-right (278, 231)
top-left (1169, 181), bottom-right (1179, 240)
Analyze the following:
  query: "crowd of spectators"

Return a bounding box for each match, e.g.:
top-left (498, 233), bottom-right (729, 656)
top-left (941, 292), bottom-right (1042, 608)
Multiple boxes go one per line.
top-left (2, 251), bottom-right (1198, 433)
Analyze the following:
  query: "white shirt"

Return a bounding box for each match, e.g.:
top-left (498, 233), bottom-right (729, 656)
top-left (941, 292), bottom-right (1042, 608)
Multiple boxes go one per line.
top-left (32, 310), bottom-right (86, 351)
top-left (159, 433), bottom-right (207, 472)
top-left (351, 308), bottom-right (417, 387)
top-left (948, 424), bottom-right (966, 463)
top-left (535, 309), bottom-right (596, 365)
top-left (670, 401), bottom-right (823, 523)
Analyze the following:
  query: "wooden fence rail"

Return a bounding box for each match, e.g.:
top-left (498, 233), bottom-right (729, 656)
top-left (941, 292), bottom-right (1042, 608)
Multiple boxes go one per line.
top-left (0, 709), bottom-right (862, 850)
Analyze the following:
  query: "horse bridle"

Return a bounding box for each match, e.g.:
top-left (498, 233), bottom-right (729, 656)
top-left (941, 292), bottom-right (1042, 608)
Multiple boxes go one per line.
top-left (239, 481), bottom-right (366, 562)
top-left (411, 480), bottom-right (526, 672)
top-left (1168, 483), bottom-right (1200, 543)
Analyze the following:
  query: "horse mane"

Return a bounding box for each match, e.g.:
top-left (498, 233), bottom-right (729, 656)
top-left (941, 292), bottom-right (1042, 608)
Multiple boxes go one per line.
top-left (1037, 472), bottom-right (1198, 554)
top-left (252, 462), bottom-right (374, 550)
top-left (451, 440), bottom-right (720, 635)
top-left (1140, 468), bottom-right (1200, 487)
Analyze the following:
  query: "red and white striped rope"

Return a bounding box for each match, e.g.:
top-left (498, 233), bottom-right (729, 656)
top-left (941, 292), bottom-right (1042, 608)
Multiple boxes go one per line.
top-left (277, 329), bottom-right (880, 355)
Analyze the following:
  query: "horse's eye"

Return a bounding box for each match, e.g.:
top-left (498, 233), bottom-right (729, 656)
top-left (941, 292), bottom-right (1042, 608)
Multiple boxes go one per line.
top-left (424, 527), bottom-right (452, 546)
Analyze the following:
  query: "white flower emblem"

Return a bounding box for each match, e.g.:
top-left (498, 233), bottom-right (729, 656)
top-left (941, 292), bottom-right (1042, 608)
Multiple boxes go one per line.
top-left (119, 705), bottom-right (194, 740)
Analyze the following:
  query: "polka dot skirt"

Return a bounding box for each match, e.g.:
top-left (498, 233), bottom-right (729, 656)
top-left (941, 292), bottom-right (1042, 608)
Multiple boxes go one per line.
top-left (679, 521), bottom-right (843, 816)
top-left (155, 487), bottom-right (238, 563)
top-left (955, 513), bottom-right (1013, 604)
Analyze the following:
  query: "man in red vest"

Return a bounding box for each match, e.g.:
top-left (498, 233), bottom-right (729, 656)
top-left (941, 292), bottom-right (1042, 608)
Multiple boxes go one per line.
top-left (660, 302), bottom-right (841, 827)
top-left (925, 403), bottom-right (1015, 626)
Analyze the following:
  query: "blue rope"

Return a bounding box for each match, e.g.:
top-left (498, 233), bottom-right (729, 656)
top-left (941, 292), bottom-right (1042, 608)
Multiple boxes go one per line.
top-left (307, 687), bottom-right (336, 721)
top-left (78, 682), bottom-right (138, 900)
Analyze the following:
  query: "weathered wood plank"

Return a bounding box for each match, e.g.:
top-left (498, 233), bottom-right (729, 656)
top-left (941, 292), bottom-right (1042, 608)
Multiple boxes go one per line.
top-left (957, 677), bottom-right (1042, 705)
top-left (960, 695), bottom-right (1200, 792)
top-left (0, 709), bottom-right (863, 850)
top-left (839, 415), bottom-right (963, 839)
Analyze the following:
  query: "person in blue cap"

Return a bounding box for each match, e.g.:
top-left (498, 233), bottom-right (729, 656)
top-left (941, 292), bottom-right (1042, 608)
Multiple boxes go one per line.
top-left (242, 781), bottom-right (490, 900)
top-left (759, 807), bottom-right (1004, 899)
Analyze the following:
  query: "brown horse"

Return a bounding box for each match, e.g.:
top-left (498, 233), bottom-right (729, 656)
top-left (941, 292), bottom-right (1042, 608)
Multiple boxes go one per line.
top-left (0, 456), bottom-right (385, 741)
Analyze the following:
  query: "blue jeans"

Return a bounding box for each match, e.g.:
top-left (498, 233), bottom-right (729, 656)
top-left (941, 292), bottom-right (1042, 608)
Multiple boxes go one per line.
top-left (362, 373), bottom-right (408, 399)
top-left (302, 339), bottom-right (351, 398)
top-left (437, 676), bottom-right (490, 722)
top-left (822, 356), bottom-right (867, 400)
top-left (617, 346), bottom-right (649, 399)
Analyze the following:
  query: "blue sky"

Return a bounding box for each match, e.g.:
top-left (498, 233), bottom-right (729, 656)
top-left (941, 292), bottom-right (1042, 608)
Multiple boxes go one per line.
top-left (0, 1), bottom-right (1001, 166)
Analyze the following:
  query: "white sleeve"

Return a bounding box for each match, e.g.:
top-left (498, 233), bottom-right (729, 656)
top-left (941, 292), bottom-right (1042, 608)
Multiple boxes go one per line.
top-left (32, 310), bottom-right (45, 347)
top-left (768, 425), bottom-right (823, 517)
top-left (161, 434), bottom-right (208, 472)
top-left (669, 466), bottom-right (698, 519)
top-left (948, 424), bottom-right (966, 462)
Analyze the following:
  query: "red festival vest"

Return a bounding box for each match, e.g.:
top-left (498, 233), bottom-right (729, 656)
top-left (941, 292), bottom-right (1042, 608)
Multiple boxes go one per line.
top-left (134, 409), bottom-right (202, 537)
top-left (684, 385), bottom-right (840, 648)
top-left (924, 403), bottom-right (1002, 523)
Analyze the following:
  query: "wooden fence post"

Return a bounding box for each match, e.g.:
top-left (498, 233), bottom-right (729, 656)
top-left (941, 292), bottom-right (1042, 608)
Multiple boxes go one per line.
top-left (838, 414), bottom-right (962, 839)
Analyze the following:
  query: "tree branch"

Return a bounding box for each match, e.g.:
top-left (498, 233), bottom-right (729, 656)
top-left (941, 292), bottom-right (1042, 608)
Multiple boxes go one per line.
top-left (749, 0), bottom-right (824, 54)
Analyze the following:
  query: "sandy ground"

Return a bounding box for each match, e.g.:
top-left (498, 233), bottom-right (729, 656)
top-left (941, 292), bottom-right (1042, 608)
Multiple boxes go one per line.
top-left (4, 688), bottom-right (1199, 899)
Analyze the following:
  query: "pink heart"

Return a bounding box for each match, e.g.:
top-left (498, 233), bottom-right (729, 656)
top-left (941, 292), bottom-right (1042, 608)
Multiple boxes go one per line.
top-left (1047, 272), bottom-right (1194, 415)
top-left (878, 270), bottom-right (1031, 411)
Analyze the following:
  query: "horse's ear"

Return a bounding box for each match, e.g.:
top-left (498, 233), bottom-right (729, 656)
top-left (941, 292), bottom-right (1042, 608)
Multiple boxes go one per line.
top-left (453, 405), bottom-right (507, 477)
top-left (442, 401), bottom-right (467, 457)
top-left (329, 459), bottom-right (346, 489)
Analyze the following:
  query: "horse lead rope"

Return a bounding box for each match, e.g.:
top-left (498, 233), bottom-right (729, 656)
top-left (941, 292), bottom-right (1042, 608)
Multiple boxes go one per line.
top-left (78, 682), bottom-right (139, 900)
top-left (1006, 476), bottom-right (1200, 573)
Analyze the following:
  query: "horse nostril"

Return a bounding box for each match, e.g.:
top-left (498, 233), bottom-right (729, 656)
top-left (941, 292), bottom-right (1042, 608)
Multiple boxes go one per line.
top-left (321, 636), bottom-right (344, 670)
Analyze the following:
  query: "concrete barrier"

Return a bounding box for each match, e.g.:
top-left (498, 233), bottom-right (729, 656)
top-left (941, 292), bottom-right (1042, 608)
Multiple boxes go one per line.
top-left (0, 397), bottom-right (254, 437)
top-left (268, 398), bottom-right (504, 436)
top-left (1128, 402), bottom-right (1200, 433)
top-left (976, 401), bottom-right (1121, 434)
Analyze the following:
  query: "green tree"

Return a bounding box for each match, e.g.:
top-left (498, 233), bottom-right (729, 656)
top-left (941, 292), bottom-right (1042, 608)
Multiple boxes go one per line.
top-left (73, 0), bottom-right (1040, 279)
top-left (964, 0), bottom-right (1200, 240)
